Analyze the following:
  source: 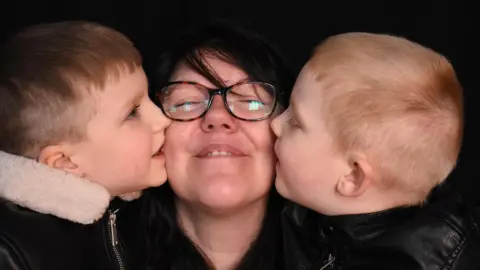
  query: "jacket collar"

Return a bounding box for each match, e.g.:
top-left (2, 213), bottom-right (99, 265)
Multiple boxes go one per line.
top-left (317, 206), bottom-right (416, 245)
top-left (282, 200), bottom-right (417, 246)
top-left (0, 150), bottom-right (140, 224)
top-left (317, 183), bottom-right (466, 245)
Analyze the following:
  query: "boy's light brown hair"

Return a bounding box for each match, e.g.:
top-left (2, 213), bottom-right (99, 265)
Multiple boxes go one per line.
top-left (306, 32), bottom-right (463, 203)
top-left (0, 21), bottom-right (142, 158)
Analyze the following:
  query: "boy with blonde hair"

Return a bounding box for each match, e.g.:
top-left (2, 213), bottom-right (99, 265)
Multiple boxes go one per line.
top-left (0, 21), bottom-right (170, 270)
top-left (273, 32), bottom-right (480, 269)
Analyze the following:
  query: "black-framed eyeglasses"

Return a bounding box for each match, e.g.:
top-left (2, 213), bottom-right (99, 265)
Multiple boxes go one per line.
top-left (154, 81), bottom-right (278, 122)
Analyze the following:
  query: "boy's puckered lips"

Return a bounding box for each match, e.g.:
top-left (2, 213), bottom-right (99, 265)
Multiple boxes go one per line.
top-left (152, 139), bottom-right (165, 158)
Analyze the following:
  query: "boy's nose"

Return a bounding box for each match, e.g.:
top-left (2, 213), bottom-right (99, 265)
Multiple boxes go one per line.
top-left (150, 101), bottom-right (171, 133)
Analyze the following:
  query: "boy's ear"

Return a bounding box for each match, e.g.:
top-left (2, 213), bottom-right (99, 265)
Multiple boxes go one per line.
top-left (38, 144), bottom-right (84, 177)
top-left (336, 153), bottom-right (374, 197)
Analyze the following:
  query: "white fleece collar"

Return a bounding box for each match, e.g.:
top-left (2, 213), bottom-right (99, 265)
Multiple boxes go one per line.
top-left (0, 150), bottom-right (139, 224)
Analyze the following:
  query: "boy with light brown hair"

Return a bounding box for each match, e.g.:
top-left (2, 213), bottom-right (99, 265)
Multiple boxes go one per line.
top-left (273, 32), bottom-right (480, 269)
top-left (0, 21), bottom-right (170, 270)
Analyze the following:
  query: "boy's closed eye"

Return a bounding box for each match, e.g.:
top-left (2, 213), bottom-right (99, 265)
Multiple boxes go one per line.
top-left (126, 105), bottom-right (140, 120)
top-left (285, 108), bottom-right (301, 128)
top-left (288, 116), bottom-right (300, 128)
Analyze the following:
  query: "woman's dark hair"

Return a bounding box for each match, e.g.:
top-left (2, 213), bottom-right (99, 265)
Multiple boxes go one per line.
top-left (147, 19), bottom-right (293, 107)
top-left (139, 19), bottom-right (295, 270)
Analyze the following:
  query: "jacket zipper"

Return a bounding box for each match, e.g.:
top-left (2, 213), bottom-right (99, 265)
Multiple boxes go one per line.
top-left (108, 209), bottom-right (125, 270)
top-left (319, 254), bottom-right (335, 270)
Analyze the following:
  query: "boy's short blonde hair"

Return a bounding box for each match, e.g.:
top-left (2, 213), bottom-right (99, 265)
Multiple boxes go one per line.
top-left (306, 32), bottom-right (463, 203)
top-left (0, 21), bottom-right (142, 157)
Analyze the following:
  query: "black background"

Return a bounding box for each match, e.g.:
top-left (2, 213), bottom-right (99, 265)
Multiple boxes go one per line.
top-left (2, 0), bottom-right (478, 201)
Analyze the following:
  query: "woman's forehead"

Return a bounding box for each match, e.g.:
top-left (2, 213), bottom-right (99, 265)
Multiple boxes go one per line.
top-left (171, 57), bottom-right (248, 87)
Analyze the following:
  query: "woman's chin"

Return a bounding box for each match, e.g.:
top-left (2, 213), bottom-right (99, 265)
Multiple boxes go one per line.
top-left (195, 187), bottom-right (266, 214)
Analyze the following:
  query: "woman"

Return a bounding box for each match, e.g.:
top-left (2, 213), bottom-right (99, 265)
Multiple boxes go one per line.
top-left (121, 20), bottom-right (294, 270)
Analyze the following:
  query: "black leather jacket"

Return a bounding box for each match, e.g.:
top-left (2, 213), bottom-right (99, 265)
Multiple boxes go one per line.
top-left (0, 199), bottom-right (130, 270)
top-left (282, 185), bottom-right (480, 270)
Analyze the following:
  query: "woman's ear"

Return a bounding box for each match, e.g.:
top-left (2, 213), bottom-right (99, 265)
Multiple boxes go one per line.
top-left (336, 153), bottom-right (375, 197)
top-left (38, 144), bottom-right (84, 177)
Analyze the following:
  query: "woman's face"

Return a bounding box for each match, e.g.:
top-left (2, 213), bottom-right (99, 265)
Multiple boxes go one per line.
top-left (163, 56), bottom-right (276, 211)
